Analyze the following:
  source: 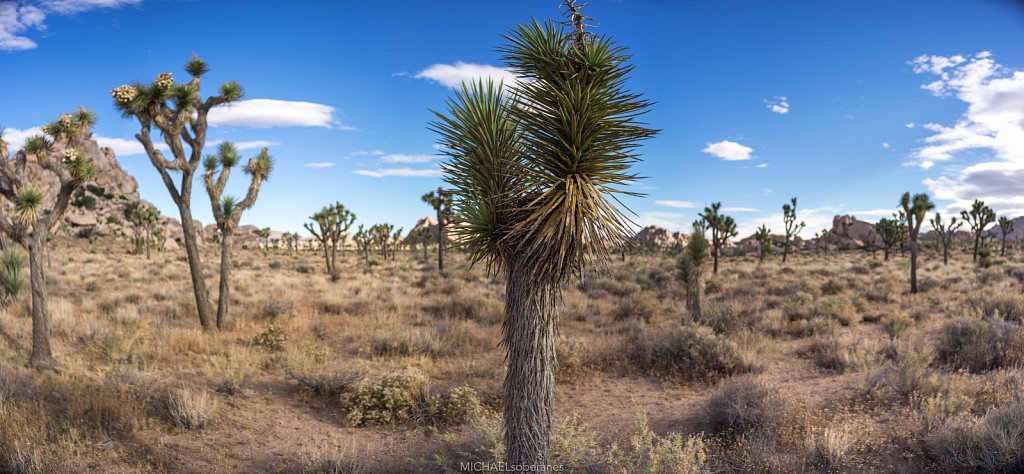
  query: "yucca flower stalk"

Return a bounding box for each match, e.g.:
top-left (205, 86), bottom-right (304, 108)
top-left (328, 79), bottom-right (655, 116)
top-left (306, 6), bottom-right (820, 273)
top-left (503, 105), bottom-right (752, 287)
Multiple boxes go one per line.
top-left (203, 142), bottom-right (274, 329)
top-left (432, 2), bottom-right (655, 466)
top-left (0, 108), bottom-right (98, 370)
top-left (114, 55), bottom-right (244, 330)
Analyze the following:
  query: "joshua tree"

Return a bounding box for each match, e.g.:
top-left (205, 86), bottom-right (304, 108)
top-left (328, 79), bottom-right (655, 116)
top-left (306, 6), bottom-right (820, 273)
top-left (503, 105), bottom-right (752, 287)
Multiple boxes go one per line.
top-left (304, 202), bottom-right (356, 275)
top-left (782, 197), bottom-right (805, 264)
top-left (390, 227), bottom-right (403, 260)
top-left (126, 201), bottom-right (159, 259)
top-left (699, 202), bottom-right (737, 275)
top-left (257, 227), bottom-right (271, 255)
top-left (410, 226), bottom-right (431, 260)
top-left (930, 212), bottom-right (962, 265)
top-left (900, 192), bottom-right (935, 294)
top-left (354, 224), bottom-right (372, 262)
top-left (113, 56), bottom-right (243, 330)
top-left (678, 226), bottom-right (709, 318)
top-left (755, 224), bottom-right (772, 264)
top-left (960, 199), bottom-right (994, 262)
top-left (997, 216), bottom-right (1014, 257)
top-left (0, 249), bottom-right (25, 308)
top-left (875, 217), bottom-right (902, 261)
top-left (0, 109), bottom-right (97, 369)
top-left (203, 142), bottom-right (273, 329)
top-left (421, 188), bottom-right (452, 273)
top-left (432, 3), bottom-right (654, 465)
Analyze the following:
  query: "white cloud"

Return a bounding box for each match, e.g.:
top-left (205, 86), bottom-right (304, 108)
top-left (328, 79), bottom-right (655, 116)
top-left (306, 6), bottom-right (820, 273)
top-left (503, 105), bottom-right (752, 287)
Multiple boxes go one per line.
top-left (353, 167), bottom-right (443, 178)
top-left (351, 150), bottom-right (385, 157)
top-left (847, 208), bottom-right (900, 218)
top-left (654, 200), bottom-right (696, 209)
top-left (703, 140), bottom-right (753, 161)
top-left (380, 153), bottom-right (436, 164)
top-left (905, 122), bottom-right (916, 129)
top-left (762, 188), bottom-right (774, 195)
top-left (304, 162), bottom-right (335, 169)
top-left (756, 163), bottom-right (769, 168)
top-left (1, 126), bottom-right (43, 152)
top-left (722, 207), bottom-right (758, 213)
top-left (635, 211), bottom-right (691, 232)
top-left (209, 99), bottom-right (347, 129)
top-left (910, 52), bottom-right (1024, 214)
top-left (0, 0), bottom-right (137, 51)
top-left (414, 61), bottom-right (518, 89)
top-left (765, 96), bottom-right (789, 114)
top-left (882, 142), bottom-right (891, 149)
top-left (231, 140), bottom-right (280, 151)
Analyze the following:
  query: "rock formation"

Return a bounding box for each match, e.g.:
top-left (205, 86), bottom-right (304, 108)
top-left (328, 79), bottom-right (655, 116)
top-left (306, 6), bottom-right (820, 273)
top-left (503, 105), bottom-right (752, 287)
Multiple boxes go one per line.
top-left (634, 225), bottom-right (688, 248)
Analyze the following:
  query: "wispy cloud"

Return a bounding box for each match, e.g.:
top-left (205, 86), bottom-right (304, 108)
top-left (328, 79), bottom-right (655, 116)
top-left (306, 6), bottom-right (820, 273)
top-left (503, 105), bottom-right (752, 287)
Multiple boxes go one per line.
top-left (765, 96), bottom-right (789, 114)
top-left (380, 153), bottom-right (436, 164)
top-left (304, 162), bottom-right (335, 169)
top-left (654, 200), bottom-right (696, 209)
top-left (351, 150), bottom-right (385, 157)
top-left (756, 163), bottom-right (769, 168)
top-left (353, 167), bottom-right (443, 178)
top-left (703, 140), bottom-right (753, 161)
top-left (722, 207), bottom-right (759, 213)
top-left (0, 0), bottom-right (139, 51)
top-left (209, 99), bottom-right (352, 129)
top-left (414, 61), bottom-right (518, 89)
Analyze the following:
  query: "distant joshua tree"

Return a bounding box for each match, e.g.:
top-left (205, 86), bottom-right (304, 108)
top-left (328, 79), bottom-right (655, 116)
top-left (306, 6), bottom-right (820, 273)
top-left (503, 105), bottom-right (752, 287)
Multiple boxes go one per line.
top-left (875, 217), bottom-right (902, 261)
top-left (930, 212), bottom-right (962, 265)
top-left (430, 2), bottom-right (654, 465)
top-left (997, 216), bottom-right (1014, 257)
top-left (421, 188), bottom-right (452, 273)
top-left (900, 192), bottom-right (934, 294)
top-left (699, 202), bottom-right (738, 275)
top-left (755, 224), bottom-right (772, 264)
top-left (961, 199), bottom-right (995, 262)
top-left (782, 197), bottom-right (805, 264)
top-left (304, 203), bottom-right (356, 275)
top-left (0, 109), bottom-right (98, 369)
top-left (126, 201), bottom-right (159, 259)
top-left (678, 226), bottom-right (709, 318)
top-left (203, 142), bottom-right (273, 329)
top-left (113, 55), bottom-right (243, 330)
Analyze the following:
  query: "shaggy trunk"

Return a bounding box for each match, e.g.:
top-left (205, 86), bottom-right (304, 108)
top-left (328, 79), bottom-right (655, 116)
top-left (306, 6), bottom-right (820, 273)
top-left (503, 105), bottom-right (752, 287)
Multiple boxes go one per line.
top-left (942, 241), bottom-right (949, 265)
top-left (758, 245), bottom-right (765, 264)
top-left (145, 227), bottom-right (152, 260)
top-left (437, 215), bottom-right (446, 273)
top-left (884, 247), bottom-right (891, 261)
top-left (1001, 236), bottom-right (1007, 257)
top-left (178, 202), bottom-right (213, 330)
top-left (28, 238), bottom-right (55, 370)
top-left (973, 233), bottom-right (980, 262)
top-left (687, 270), bottom-right (703, 319)
top-left (321, 240), bottom-right (332, 274)
top-left (909, 232), bottom-right (920, 294)
top-left (712, 245), bottom-right (719, 275)
top-left (216, 232), bottom-right (232, 330)
top-left (503, 259), bottom-right (556, 469)
top-left (783, 240), bottom-right (790, 263)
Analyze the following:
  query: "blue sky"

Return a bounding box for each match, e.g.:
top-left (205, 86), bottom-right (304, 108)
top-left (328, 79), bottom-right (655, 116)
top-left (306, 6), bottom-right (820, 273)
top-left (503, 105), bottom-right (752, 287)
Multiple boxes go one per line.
top-left (2, 0), bottom-right (1024, 237)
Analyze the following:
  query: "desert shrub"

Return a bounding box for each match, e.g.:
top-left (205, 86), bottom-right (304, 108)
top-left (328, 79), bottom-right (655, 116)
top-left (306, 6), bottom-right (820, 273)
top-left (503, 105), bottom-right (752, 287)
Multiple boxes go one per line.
top-left (920, 393), bottom-right (975, 432)
top-left (797, 336), bottom-right (869, 373)
top-left (261, 298), bottom-right (295, 319)
top-left (698, 301), bottom-right (745, 334)
top-left (781, 292), bottom-right (815, 321)
top-left (864, 280), bottom-right (893, 303)
top-left (882, 312), bottom-right (914, 339)
top-left (820, 278), bottom-right (844, 295)
top-left (812, 296), bottom-right (857, 326)
top-left (926, 398), bottom-right (1024, 472)
top-left (555, 336), bottom-right (588, 379)
top-left (370, 328), bottom-right (439, 357)
top-left (612, 292), bottom-right (658, 323)
top-left (286, 346), bottom-right (362, 398)
top-left (867, 337), bottom-right (947, 402)
top-left (253, 323), bottom-right (287, 352)
top-left (625, 323), bottom-right (757, 382)
top-left (975, 293), bottom-right (1024, 322)
top-left (936, 318), bottom-right (1024, 373)
top-left (296, 264), bottom-right (315, 274)
top-left (341, 370), bottom-right (481, 428)
top-left (806, 425), bottom-right (854, 471)
top-left (422, 291), bottom-right (503, 324)
top-left (165, 387), bottom-right (216, 430)
top-left (268, 260), bottom-right (283, 270)
top-left (0, 249), bottom-right (25, 307)
top-left (704, 377), bottom-right (787, 436)
top-left (301, 442), bottom-right (369, 474)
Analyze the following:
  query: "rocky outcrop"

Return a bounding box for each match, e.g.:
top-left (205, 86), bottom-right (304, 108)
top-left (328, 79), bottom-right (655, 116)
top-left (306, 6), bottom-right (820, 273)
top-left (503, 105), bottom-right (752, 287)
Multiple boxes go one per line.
top-left (634, 225), bottom-right (688, 248)
top-left (404, 216), bottom-right (439, 244)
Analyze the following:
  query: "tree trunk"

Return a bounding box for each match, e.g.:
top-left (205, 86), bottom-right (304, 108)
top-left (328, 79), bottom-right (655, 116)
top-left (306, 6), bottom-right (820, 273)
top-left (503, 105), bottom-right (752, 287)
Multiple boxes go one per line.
top-left (884, 247), bottom-right (890, 261)
top-left (943, 242), bottom-right (949, 265)
top-left (910, 235), bottom-right (919, 294)
top-left (28, 238), bottom-right (56, 370)
top-left (503, 259), bottom-right (555, 469)
top-left (1001, 237), bottom-right (1007, 257)
top-left (178, 203), bottom-right (213, 330)
top-left (216, 232), bottom-right (232, 330)
top-left (437, 215), bottom-right (446, 273)
top-left (758, 245), bottom-right (765, 264)
top-left (687, 270), bottom-right (703, 319)
top-left (782, 240), bottom-right (789, 263)
top-left (146, 227), bottom-right (152, 260)
top-left (973, 233), bottom-right (980, 262)
top-left (712, 244), bottom-right (719, 275)
top-left (321, 239), bottom-right (331, 274)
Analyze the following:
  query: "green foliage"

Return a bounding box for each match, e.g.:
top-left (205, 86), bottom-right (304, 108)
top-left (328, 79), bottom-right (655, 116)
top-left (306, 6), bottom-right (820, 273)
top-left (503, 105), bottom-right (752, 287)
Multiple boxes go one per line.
top-left (14, 186), bottom-right (43, 224)
top-left (936, 317), bottom-right (1024, 373)
top-left (0, 249), bottom-right (25, 307)
top-left (782, 197), bottom-right (805, 259)
top-left (252, 323), bottom-right (287, 352)
top-left (625, 323), bottom-right (757, 382)
top-left (341, 369), bottom-right (481, 428)
top-left (926, 398), bottom-right (1024, 472)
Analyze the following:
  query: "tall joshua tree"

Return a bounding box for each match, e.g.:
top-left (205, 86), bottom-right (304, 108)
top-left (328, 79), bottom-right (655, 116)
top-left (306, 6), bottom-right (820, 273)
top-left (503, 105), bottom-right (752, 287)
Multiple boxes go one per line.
top-left (0, 109), bottom-right (97, 369)
top-left (755, 224), bottom-right (772, 264)
top-left (678, 226), bottom-right (709, 318)
top-left (127, 201), bottom-right (159, 259)
top-left (930, 212), bottom-right (962, 265)
top-left (203, 142), bottom-right (273, 329)
top-left (782, 197), bottom-right (805, 264)
top-left (997, 216), bottom-right (1014, 257)
top-left (901, 192), bottom-right (934, 294)
top-left (421, 188), bottom-right (451, 273)
top-left (304, 202), bottom-right (356, 275)
top-left (113, 56), bottom-right (243, 330)
top-left (432, 3), bottom-right (654, 466)
top-left (700, 202), bottom-right (737, 275)
top-left (961, 199), bottom-right (994, 262)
